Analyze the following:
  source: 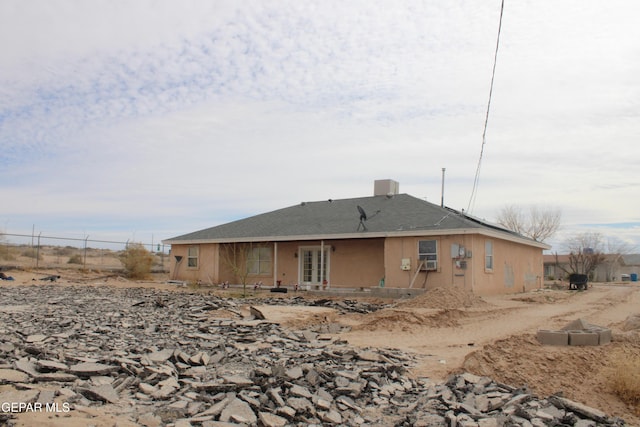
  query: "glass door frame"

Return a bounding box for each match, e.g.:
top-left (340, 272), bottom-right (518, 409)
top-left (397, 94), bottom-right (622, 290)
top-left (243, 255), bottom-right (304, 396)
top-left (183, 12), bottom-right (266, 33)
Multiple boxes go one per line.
top-left (298, 244), bottom-right (331, 287)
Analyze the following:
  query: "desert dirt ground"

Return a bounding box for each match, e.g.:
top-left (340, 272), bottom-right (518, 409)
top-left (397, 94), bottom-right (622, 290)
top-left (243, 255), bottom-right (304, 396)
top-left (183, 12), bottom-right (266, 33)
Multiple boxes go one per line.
top-left (1, 267), bottom-right (639, 425)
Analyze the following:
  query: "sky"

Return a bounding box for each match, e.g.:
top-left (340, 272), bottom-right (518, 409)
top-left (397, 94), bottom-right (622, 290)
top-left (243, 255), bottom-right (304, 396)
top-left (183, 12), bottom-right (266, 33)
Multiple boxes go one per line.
top-left (1, 0), bottom-right (639, 253)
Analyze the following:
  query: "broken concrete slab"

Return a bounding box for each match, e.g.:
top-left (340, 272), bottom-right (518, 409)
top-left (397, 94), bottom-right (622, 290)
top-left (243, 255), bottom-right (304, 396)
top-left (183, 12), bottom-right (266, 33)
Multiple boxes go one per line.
top-left (69, 362), bottom-right (119, 376)
top-left (0, 368), bottom-right (29, 383)
top-left (219, 397), bottom-right (257, 424)
top-left (0, 284), bottom-right (627, 426)
top-left (35, 359), bottom-right (69, 372)
top-left (249, 305), bottom-right (266, 320)
top-left (147, 348), bottom-right (175, 363)
top-left (25, 334), bottom-right (47, 343)
top-left (78, 384), bottom-right (119, 403)
top-left (0, 389), bottom-right (39, 405)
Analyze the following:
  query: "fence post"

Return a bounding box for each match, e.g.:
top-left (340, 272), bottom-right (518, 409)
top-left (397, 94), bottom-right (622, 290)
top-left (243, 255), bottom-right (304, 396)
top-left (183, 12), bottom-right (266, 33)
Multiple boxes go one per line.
top-left (83, 235), bottom-right (89, 269)
top-left (36, 232), bottom-right (41, 268)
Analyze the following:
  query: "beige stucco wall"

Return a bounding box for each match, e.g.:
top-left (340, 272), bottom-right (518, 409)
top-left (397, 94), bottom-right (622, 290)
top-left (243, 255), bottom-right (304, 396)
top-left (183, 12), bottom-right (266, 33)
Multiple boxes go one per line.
top-left (326, 238), bottom-right (385, 288)
top-left (383, 235), bottom-right (477, 290)
top-left (168, 243), bottom-right (219, 284)
top-left (383, 234), bottom-right (543, 296)
top-left (168, 234), bottom-right (543, 295)
top-left (472, 237), bottom-right (543, 295)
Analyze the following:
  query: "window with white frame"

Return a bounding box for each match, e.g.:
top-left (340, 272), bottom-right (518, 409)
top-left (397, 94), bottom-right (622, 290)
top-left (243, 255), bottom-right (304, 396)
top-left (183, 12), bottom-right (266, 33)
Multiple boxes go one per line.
top-left (418, 240), bottom-right (438, 270)
top-left (247, 246), bottom-right (272, 275)
top-left (187, 246), bottom-right (199, 268)
top-left (485, 240), bottom-right (493, 270)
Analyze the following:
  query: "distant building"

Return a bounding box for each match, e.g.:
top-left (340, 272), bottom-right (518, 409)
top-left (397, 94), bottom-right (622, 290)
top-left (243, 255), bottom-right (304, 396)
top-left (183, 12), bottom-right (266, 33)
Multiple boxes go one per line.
top-left (543, 253), bottom-right (640, 282)
top-left (163, 180), bottom-right (549, 295)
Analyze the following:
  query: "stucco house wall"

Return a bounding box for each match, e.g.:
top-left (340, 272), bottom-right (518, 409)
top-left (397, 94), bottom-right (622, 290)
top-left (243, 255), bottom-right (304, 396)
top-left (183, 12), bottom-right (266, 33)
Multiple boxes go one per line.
top-left (168, 238), bottom-right (387, 289)
top-left (383, 235), bottom-right (476, 290)
top-left (169, 243), bottom-right (219, 284)
top-left (382, 234), bottom-right (543, 295)
top-left (485, 238), bottom-right (543, 294)
top-left (320, 238), bottom-right (385, 288)
top-left (167, 233), bottom-right (543, 296)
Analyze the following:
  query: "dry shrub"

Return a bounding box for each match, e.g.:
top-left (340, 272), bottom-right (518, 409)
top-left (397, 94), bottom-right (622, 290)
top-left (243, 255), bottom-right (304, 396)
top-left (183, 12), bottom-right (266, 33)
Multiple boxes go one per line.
top-left (0, 245), bottom-right (18, 261)
top-left (67, 254), bottom-right (83, 264)
top-left (54, 246), bottom-right (76, 256)
top-left (608, 349), bottom-right (640, 410)
top-left (119, 243), bottom-right (154, 279)
top-left (21, 248), bottom-right (41, 260)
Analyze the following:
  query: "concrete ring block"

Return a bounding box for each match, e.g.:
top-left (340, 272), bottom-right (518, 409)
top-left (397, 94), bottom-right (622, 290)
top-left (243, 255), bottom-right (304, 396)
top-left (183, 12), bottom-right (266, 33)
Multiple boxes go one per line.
top-left (536, 330), bottom-right (569, 346)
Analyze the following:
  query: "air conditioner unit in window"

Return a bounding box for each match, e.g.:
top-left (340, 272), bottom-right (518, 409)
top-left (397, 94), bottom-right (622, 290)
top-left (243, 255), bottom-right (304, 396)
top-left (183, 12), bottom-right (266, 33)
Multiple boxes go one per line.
top-left (420, 260), bottom-right (437, 271)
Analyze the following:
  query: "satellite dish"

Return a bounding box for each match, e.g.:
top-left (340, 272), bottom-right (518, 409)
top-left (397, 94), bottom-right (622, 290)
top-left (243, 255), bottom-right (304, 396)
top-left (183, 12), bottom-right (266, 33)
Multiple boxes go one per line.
top-left (357, 205), bottom-right (367, 221)
top-left (357, 205), bottom-right (368, 231)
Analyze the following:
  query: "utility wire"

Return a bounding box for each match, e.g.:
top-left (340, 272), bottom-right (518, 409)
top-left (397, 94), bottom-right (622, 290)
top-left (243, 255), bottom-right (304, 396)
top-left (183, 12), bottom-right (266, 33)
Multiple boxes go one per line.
top-left (467, 0), bottom-right (505, 214)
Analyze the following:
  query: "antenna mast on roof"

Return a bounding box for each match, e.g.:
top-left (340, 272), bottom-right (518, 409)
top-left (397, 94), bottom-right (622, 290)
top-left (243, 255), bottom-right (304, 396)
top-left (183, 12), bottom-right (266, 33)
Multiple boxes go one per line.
top-left (441, 167), bottom-right (446, 207)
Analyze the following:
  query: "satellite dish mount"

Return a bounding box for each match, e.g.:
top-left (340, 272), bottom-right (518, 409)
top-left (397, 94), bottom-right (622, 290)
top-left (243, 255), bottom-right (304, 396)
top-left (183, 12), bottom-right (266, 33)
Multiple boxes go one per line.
top-left (357, 205), bottom-right (368, 231)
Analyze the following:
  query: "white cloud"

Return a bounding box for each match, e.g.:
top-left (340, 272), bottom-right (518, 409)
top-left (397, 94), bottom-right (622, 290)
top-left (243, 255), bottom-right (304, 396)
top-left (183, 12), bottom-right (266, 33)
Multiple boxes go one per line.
top-left (1, 0), bottom-right (640, 250)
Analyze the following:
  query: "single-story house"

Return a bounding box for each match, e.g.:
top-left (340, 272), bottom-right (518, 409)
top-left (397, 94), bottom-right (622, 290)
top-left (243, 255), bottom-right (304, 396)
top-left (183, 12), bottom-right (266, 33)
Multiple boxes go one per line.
top-left (544, 253), bottom-right (640, 282)
top-left (620, 254), bottom-right (640, 280)
top-left (543, 254), bottom-right (571, 280)
top-left (163, 180), bottom-right (550, 295)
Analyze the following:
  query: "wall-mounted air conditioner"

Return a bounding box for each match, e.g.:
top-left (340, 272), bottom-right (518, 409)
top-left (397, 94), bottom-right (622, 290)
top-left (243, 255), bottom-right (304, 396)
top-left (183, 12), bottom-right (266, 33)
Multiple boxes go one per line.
top-left (420, 260), bottom-right (437, 271)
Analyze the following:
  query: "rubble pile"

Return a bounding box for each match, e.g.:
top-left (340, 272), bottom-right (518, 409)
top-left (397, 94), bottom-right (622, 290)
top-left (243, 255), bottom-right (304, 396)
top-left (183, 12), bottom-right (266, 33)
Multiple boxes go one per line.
top-left (0, 285), bottom-right (626, 426)
top-left (253, 295), bottom-right (391, 314)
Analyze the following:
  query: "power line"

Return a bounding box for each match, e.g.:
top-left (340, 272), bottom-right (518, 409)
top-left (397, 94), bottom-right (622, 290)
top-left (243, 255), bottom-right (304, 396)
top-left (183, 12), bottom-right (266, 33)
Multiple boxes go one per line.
top-left (467, 0), bottom-right (505, 214)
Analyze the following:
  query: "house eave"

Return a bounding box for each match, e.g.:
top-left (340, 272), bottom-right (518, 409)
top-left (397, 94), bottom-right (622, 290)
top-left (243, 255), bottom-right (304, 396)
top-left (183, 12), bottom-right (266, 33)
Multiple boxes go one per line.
top-left (163, 228), bottom-right (550, 249)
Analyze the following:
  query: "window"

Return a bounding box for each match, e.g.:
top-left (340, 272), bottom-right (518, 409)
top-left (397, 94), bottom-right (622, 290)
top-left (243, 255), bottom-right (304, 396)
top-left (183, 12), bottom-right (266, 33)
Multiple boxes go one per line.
top-left (418, 240), bottom-right (438, 270)
top-left (247, 246), bottom-right (272, 275)
top-left (187, 246), bottom-right (199, 268)
top-left (485, 240), bottom-right (493, 270)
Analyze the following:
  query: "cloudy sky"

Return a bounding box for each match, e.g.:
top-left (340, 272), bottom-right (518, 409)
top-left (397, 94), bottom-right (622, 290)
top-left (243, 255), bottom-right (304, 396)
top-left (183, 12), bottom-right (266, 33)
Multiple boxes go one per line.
top-left (1, 0), bottom-right (639, 252)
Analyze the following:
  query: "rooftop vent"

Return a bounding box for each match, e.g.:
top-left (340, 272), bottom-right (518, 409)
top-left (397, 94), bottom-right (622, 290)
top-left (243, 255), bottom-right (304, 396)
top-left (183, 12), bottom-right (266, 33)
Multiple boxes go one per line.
top-left (374, 179), bottom-right (399, 196)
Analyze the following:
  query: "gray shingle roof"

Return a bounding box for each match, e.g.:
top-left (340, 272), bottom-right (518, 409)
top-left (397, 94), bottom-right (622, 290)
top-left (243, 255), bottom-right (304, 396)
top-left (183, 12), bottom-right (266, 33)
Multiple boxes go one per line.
top-left (164, 194), bottom-right (541, 246)
top-left (621, 254), bottom-right (640, 266)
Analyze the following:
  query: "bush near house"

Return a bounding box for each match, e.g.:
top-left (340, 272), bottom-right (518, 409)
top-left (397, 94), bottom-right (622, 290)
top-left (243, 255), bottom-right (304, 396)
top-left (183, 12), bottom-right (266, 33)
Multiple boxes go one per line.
top-left (119, 243), bottom-right (154, 279)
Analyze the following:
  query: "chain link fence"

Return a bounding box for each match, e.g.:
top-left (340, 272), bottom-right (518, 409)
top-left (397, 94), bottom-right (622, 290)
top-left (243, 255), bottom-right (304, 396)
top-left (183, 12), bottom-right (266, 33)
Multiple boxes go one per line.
top-left (0, 232), bottom-right (170, 273)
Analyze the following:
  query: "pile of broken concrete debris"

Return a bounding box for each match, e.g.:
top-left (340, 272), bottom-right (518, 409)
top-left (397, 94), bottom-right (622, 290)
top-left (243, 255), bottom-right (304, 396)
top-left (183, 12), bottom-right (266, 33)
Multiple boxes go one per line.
top-left (0, 284), bottom-right (626, 426)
